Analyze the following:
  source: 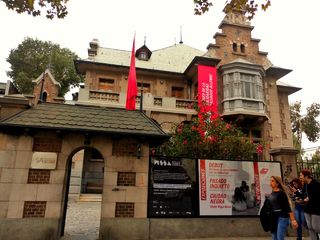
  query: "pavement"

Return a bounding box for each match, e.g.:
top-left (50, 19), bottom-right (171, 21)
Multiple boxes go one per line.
top-left (59, 200), bottom-right (302, 240)
top-left (60, 201), bottom-right (100, 240)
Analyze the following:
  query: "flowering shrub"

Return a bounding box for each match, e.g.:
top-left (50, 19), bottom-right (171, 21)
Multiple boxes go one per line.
top-left (158, 107), bottom-right (263, 160)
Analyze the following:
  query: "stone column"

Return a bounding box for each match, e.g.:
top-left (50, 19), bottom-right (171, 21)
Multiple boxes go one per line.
top-left (269, 147), bottom-right (299, 184)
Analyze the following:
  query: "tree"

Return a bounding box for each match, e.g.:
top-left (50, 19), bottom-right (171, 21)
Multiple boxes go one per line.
top-left (1, 0), bottom-right (270, 20)
top-left (158, 105), bottom-right (263, 160)
top-left (1, 0), bottom-right (68, 19)
top-left (194, 0), bottom-right (271, 19)
top-left (290, 101), bottom-right (320, 144)
top-left (7, 37), bottom-right (83, 96)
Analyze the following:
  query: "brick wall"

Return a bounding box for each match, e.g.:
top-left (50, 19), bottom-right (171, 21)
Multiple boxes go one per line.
top-left (23, 201), bottom-right (46, 218)
top-left (115, 202), bottom-right (134, 217)
top-left (117, 172), bottom-right (136, 186)
top-left (112, 139), bottom-right (137, 156)
top-left (33, 137), bottom-right (62, 152)
top-left (27, 169), bottom-right (50, 184)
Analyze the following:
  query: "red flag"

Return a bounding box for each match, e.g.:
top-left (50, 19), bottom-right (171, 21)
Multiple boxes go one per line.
top-left (125, 35), bottom-right (137, 110)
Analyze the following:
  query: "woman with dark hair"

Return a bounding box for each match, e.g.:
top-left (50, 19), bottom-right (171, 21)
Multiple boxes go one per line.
top-left (289, 178), bottom-right (307, 240)
top-left (232, 187), bottom-right (247, 211)
top-left (269, 176), bottom-right (298, 240)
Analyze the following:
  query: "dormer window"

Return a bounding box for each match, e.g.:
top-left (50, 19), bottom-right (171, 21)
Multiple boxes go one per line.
top-left (135, 44), bottom-right (152, 61)
top-left (139, 51), bottom-right (148, 60)
top-left (232, 43), bottom-right (237, 52)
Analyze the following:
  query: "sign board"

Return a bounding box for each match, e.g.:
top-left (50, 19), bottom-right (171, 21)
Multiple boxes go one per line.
top-left (198, 159), bottom-right (281, 216)
top-left (148, 157), bottom-right (196, 217)
top-left (31, 152), bottom-right (57, 170)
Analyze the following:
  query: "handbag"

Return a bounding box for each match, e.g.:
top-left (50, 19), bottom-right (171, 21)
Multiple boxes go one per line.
top-left (259, 198), bottom-right (273, 232)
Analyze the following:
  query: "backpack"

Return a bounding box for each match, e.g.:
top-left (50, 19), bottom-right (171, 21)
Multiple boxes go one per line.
top-left (259, 198), bottom-right (273, 232)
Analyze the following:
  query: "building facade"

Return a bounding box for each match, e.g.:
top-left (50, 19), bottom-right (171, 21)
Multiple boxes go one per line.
top-left (0, 9), bottom-right (301, 240)
top-left (75, 9), bottom-right (300, 177)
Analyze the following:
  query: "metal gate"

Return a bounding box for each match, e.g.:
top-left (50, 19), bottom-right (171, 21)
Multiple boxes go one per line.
top-left (296, 159), bottom-right (320, 180)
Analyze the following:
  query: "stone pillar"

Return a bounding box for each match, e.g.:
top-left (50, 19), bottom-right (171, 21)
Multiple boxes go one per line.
top-left (269, 147), bottom-right (298, 184)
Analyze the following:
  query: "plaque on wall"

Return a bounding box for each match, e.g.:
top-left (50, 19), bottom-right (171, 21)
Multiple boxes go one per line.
top-left (31, 152), bottom-right (57, 169)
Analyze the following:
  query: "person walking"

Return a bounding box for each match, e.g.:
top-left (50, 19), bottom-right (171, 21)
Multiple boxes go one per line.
top-left (299, 169), bottom-right (320, 240)
top-left (269, 176), bottom-right (298, 240)
top-left (289, 178), bottom-right (308, 240)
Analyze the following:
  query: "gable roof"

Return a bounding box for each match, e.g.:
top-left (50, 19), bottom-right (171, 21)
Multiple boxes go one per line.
top-left (0, 103), bottom-right (169, 139)
top-left (32, 69), bottom-right (61, 87)
top-left (76, 43), bottom-right (205, 74)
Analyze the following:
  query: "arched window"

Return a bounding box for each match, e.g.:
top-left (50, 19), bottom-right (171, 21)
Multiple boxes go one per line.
top-left (233, 43), bottom-right (237, 52)
top-left (240, 44), bottom-right (245, 53)
top-left (42, 92), bottom-right (47, 102)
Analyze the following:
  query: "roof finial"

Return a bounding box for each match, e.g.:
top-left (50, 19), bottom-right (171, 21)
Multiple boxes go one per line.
top-left (144, 36), bottom-right (146, 45)
top-left (179, 25), bottom-right (183, 44)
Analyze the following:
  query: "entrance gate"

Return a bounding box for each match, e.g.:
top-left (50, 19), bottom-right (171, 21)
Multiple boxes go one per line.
top-left (297, 158), bottom-right (320, 180)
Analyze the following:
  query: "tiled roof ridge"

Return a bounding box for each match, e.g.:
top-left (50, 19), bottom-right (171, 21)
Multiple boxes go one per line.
top-left (97, 43), bottom-right (204, 54)
top-left (152, 43), bottom-right (204, 53)
top-left (0, 102), bottom-right (169, 138)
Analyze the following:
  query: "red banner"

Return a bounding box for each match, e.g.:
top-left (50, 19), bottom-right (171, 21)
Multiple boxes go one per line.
top-left (199, 159), bottom-right (207, 201)
top-left (253, 162), bottom-right (261, 205)
top-left (197, 65), bottom-right (218, 117)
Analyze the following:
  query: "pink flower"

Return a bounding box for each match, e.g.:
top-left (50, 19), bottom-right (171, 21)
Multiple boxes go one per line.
top-left (183, 139), bottom-right (188, 145)
top-left (256, 144), bottom-right (263, 155)
top-left (226, 124), bottom-right (231, 130)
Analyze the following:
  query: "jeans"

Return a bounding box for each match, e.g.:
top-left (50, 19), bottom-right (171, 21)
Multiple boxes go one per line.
top-left (271, 217), bottom-right (290, 240)
top-left (304, 212), bottom-right (320, 240)
top-left (295, 205), bottom-right (307, 239)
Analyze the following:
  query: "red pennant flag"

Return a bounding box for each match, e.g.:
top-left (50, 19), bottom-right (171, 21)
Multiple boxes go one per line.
top-left (125, 35), bottom-right (137, 110)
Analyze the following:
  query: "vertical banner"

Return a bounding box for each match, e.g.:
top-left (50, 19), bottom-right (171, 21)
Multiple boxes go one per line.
top-left (253, 162), bottom-right (261, 206)
top-left (199, 159), bottom-right (207, 201)
top-left (197, 65), bottom-right (218, 117)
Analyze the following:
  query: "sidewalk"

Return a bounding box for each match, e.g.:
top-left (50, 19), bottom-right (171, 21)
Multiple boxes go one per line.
top-left (171, 237), bottom-right (299, 240)
top-left (60, 200), bottom-right (302, 240)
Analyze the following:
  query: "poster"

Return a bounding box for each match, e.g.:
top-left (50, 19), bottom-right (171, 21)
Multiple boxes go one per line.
top-left (199, 159), bottom-right (281, 216)
top-left (148, 157), bottom-right (196, 217)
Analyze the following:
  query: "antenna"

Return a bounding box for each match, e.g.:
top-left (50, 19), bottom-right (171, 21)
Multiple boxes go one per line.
top-left (144, 36), bottom-right (146, 45)
top-left (179, 25), bottom-right (183, 44)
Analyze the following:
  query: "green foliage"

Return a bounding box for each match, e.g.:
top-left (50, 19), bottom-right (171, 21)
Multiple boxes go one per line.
top-left (194, 0), bottom-right (271, 19)
top-left (290, 101), bottom-right (320, 143)
top-left (6, 37), bottom-right (83, 96)
top-left (158, 107), bottom-right (262, 160)
top-left (1, 0), bottom-right (68, 19)
top-left (311, 148), bottom-right (320, 162)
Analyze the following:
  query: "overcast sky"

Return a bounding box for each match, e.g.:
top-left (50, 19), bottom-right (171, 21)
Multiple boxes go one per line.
top-left (1, 0), bottom-right (319, 150)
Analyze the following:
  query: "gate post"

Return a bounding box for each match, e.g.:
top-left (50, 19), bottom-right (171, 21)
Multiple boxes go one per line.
top-left (269, 147), bottom-right (299, 184)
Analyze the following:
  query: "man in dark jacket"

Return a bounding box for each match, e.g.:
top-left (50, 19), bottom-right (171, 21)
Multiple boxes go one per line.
top-left (300, 169), bottom-right (320, 240)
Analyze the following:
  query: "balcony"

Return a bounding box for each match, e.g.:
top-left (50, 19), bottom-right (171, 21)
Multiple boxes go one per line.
top-left (78, 89), bottom-right (196, 114)
top-left (222, 97), bottom-right (268, 124)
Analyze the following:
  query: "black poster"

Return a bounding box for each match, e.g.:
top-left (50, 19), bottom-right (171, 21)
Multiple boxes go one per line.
top-left (148, 156), bottom-right (196, 217)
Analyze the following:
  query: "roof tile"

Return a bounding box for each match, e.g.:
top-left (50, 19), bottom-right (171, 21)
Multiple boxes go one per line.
top-left (0, 103), bottom-right (168, 138)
